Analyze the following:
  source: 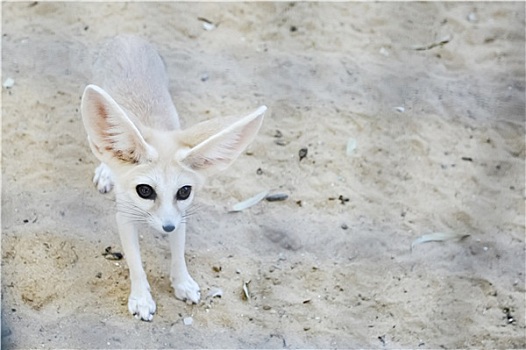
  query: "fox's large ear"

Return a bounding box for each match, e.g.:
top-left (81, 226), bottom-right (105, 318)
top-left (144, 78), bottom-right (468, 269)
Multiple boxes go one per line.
top-left (177, 106), bottom-right (267, 175)
top-left (81, 84), bottom-right (157, 165)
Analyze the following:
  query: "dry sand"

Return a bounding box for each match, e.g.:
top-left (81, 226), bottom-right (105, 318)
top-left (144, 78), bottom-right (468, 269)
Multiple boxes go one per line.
top-left (1, 2), bottom-right (525, 349)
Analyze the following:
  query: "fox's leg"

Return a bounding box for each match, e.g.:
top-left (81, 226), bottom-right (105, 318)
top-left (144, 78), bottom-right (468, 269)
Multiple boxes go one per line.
top-left (116, 212), bottom-right (156, 321)
top-left (170, 221), bottom-right (201, 304)
top-left (93, 162), bottom-right (114, 194)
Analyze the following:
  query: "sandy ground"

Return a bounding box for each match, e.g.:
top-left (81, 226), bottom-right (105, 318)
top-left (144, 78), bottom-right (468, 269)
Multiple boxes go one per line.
top-left (1, 2), bottom-right (525, 349)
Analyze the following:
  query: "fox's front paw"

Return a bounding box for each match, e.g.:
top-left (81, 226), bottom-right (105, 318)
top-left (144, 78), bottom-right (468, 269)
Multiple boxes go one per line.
top-left (93, 163), bottom-right (114, 194)
top-left (128, 291), bottom-right (156, 321)
top-left (173, 276), bottom-right (201, 304)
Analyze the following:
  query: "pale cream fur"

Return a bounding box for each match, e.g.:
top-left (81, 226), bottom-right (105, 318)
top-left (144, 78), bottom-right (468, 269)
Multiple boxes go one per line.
top-left (81, 35), bottom-right (266, 321)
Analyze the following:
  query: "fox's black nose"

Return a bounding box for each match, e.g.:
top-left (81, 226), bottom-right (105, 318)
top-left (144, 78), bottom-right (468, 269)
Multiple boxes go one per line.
top-left (162, 224), bottom-right (175, 233)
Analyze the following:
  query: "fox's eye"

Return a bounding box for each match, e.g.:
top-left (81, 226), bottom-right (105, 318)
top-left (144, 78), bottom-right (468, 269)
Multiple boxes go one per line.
top-left (176, 185), bottom-right (192, 201)
top-left (136, 184), bottom-right (156, 200)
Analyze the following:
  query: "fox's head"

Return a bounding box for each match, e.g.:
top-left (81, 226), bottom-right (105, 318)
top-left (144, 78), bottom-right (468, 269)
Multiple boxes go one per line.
top-left (81, 84), bottom-right (266, 233)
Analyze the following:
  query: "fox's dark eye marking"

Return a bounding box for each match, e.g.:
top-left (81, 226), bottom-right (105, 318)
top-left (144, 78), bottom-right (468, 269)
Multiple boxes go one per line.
top-left (176, 186), bottom-right (192, 200)
top-left (136, 184), bottom-right (156, 200)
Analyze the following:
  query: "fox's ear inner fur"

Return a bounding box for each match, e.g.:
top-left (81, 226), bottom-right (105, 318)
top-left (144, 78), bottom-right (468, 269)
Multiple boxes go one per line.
top-left (178, 106), bottom-right (267, 174)
top-left (81, 84), bottom-right (157, 165)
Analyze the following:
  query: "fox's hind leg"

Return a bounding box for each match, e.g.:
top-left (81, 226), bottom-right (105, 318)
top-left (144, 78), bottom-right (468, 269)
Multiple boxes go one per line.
top-left (93, 162), bottom-right (114, 194)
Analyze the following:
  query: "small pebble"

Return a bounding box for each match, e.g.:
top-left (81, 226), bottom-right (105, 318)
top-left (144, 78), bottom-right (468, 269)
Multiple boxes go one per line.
top-left (299, 147), bottom-right (308, 161)
top-left (467, 12), bottom-right (477, 22)
top-left (183, 317), bottom-right (193, 326)
top-left (198, 17), bottom-right (216, 31)
top-left (206, 287), bottom-right (223, 299)
top-left (341, 223), bottom-right (348, 230)
top-left (346, 138), bottom-right (357, 156)
top-left (3, 77), bottom-right (14, 89)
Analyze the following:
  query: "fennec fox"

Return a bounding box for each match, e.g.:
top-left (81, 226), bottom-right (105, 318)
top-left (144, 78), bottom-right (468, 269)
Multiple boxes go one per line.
top-left (81, 35), bottom-right (266, 321)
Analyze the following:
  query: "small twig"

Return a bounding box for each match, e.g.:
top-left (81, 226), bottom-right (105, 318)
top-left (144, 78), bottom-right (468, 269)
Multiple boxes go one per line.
top-left (197, 17), bottom-right (213, 24)
top-left (414, 36), bottom-right (452, 51)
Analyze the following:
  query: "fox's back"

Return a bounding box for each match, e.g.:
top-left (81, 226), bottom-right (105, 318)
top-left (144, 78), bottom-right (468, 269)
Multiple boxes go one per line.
top-left (92, 35), bottom-right (180, 130)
